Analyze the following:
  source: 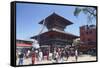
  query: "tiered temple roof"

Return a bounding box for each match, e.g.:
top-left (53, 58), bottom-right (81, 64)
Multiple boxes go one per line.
top-left (31, 13), bottom-right (79, 45)
top-left (39, 12), bottom-right (73, 31)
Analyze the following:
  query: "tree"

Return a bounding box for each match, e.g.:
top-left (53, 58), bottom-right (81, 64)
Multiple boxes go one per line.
top-left (74, 7), bottom-right (97, 24)
top-left (73, 39), bottom-right (80, 46)
top-left (73, 39), bottom-right (80, 49)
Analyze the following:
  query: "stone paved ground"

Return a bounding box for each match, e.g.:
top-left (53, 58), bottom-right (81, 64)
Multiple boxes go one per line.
top-left (16, 54), bottom-right (96, 65)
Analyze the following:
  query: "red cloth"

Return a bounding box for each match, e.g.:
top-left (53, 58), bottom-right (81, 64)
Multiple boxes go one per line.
top-left (32, 52), bottom-right (35, 64)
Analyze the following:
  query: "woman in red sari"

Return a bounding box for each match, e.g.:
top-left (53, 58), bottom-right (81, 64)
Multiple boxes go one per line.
top-left (32, 51), bottom-right (36, 64)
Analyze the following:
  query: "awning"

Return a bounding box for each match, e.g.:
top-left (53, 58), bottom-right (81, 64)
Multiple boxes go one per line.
top-left (16, 43), bottom-right (32, 47)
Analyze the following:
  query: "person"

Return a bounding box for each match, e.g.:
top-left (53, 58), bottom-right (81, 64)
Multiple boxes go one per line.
top-left (62, 50), bottom-right (66, 61)
top-left (53, 48), bottom-right (57, 62)
top-left (26, 50), bottom-right (31, 58)
top-left (75, 49), bottom-right (78, 62)
top-left (53, 48), bottom-right (59, 63)
top-left (18, 52), bottom-right (24, 65)
top-left (35, 49), bottom-right (39, 61)
top-left (61, 48), bottom-right (65, 62)
top-left (55, 51), bottom-right (59, 62)
top-left (16, 50), bottom-right (18, 61)
top-left (38, 49), bottom-right (43, 61)
top-left (49, 52), bottom-right (53, 61)
top-left (65, 49), bottom-right (69, 61)
top-left (57, 48), bottom-right (61, 61)
top-left (32, 51), bottom-right (36, 64)
top-left (60, 48), bottom-right (63, 62)
top-left (46, 50), bottom-right (49, 60)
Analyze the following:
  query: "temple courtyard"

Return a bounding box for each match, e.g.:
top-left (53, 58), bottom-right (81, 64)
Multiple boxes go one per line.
top-left (16, 54), bottom-right (96, 65)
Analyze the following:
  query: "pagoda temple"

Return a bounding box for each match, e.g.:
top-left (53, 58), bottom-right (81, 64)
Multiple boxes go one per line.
top-left (31, 13), bottom-right (79, 53)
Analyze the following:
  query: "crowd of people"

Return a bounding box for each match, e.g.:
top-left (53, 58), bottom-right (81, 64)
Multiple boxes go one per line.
top-left (16, 47), bottom-right (79, 65)
top-left (51, 47), bottom-right (78, 63)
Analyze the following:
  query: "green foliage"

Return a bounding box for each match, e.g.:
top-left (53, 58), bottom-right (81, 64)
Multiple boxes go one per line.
top-left (74, 7), bottom-right (82, 17)
top-left (74, 7), bottom-right (96, 23)
top-left (73, 39), bottom-right (80, 46)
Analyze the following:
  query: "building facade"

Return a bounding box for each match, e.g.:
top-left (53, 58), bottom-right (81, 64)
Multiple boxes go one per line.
top-left (16, 40), bottom-right (33, 52)
top-left (80, 25), bottom-right (96, 53)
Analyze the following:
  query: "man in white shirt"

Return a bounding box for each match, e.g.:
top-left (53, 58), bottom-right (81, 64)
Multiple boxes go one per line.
top-left (75, 49), bottom-right (78, 62)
